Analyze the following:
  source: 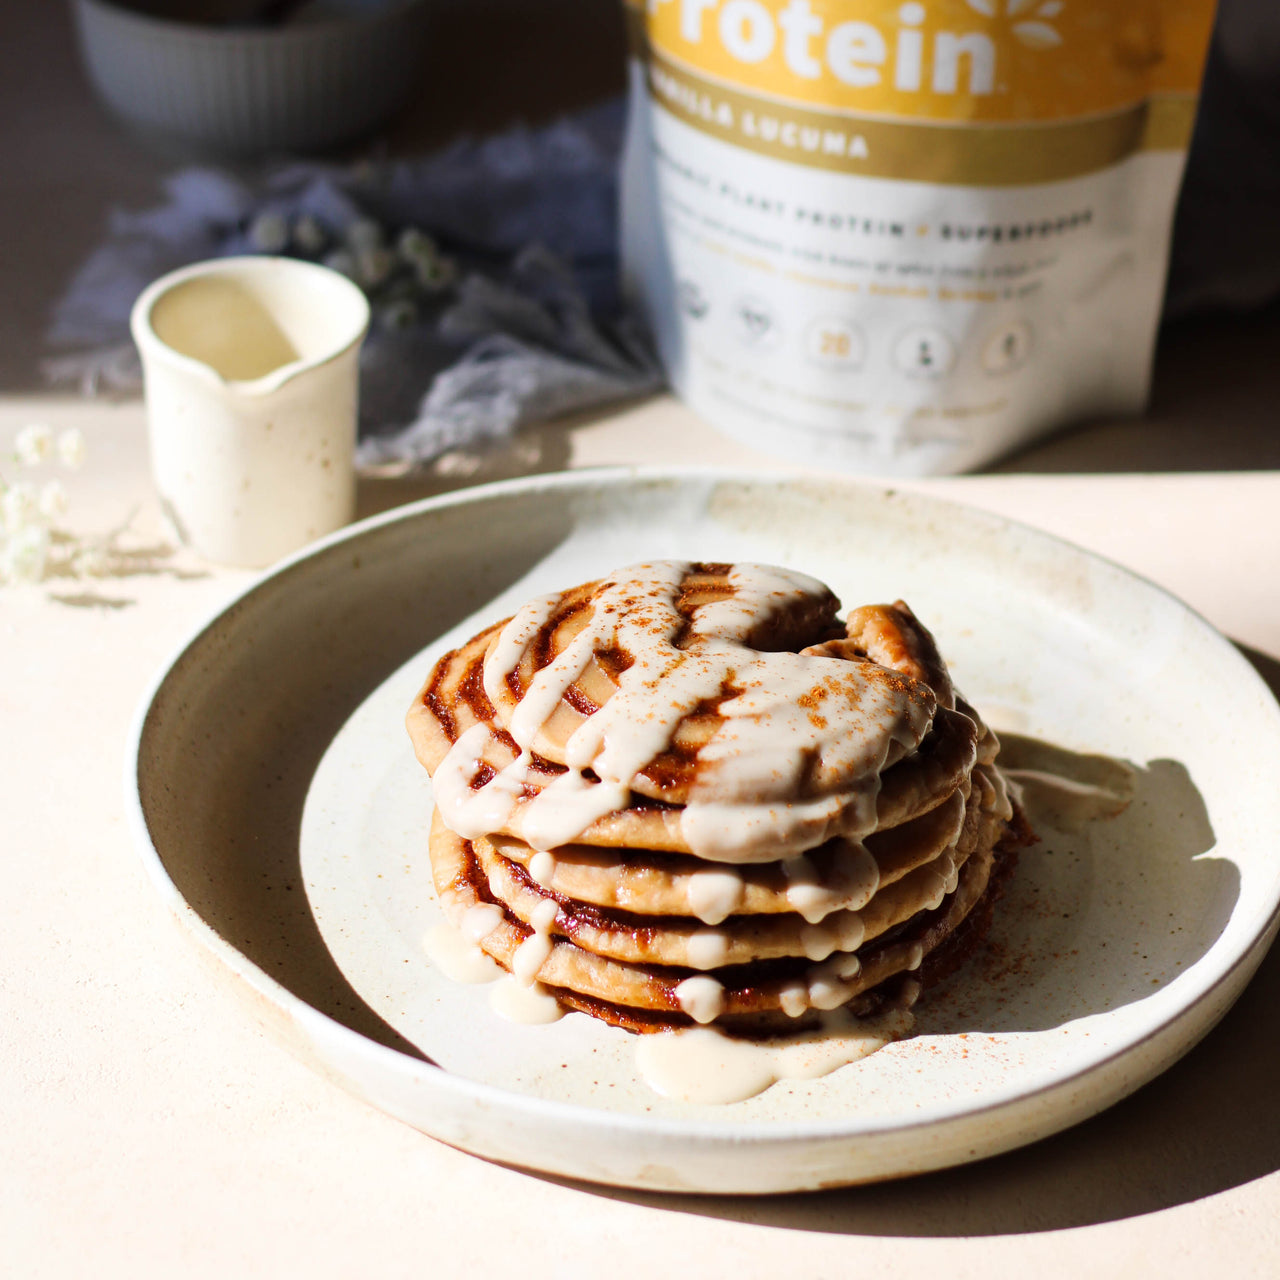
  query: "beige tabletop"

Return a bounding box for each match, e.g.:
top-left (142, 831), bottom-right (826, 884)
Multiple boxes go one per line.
top-left (5, 2), bottom-right (1280, 1276)
top-left (5, 387), bottom-right (1280, 1279)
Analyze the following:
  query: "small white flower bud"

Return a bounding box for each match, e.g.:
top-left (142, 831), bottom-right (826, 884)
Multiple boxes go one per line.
top-left (292, 214), bottom-right (327, 256)
top-left (414, 254), bottom-right (458, 294)
top-left (396, 227), bottom-right (438, 265)
top-left (248, 210), bottom-right (290, 254)
top-left (345, 217), bottom-right (385, 254)
top-left (57, 428), bottom-right (86, 469)
top-left (376, 298), bottom-right (419, 332)
top-left (38, 480), bottom-right (68, 521)
top-left (2, 525), bottom-right (50, 584)
top-left (2, 482), bottom-right (38, 534)
top-left (355, 246), bottom-right (394, 291)
top-left (14, 423), bottom-right (53, 466)
top-left (322, 249), bottom-right (358, 281)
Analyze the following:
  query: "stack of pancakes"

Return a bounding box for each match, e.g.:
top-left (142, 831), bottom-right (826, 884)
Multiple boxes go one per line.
top-left (408, 561), bottom-right (1029, 1035)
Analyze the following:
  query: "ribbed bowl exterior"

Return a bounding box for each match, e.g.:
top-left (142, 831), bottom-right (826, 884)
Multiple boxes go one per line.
top-left (73, 0), bottom-right (430, 155)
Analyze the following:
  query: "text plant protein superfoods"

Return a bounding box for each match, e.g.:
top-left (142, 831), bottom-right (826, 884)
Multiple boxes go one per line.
top-left (621, 0), bottom-right (1216, 473)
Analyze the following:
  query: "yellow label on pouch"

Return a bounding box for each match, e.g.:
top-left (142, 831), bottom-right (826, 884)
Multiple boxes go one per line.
top-left (630, 0), bottom-right (1214, 124)
top-left (620, 0), bottom-right (1218, 475)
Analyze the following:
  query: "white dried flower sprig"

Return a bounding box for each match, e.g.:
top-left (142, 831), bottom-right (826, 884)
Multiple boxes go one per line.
top-left (0, 426), bottom-right (120, 587)
top-left (2, 526), bottom-right (51, 585)
top-left (15, 423), bottom-right (54, 466)
top-left (58, 429), bottom-right (87, 468)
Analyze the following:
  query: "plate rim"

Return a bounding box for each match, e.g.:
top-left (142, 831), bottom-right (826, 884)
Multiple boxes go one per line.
top-left (125, 465), bottom-right (1280, 1154)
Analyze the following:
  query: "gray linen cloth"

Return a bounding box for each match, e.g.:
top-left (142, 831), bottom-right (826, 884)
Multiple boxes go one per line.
top-left (45, 97), bottom-right (661, 474)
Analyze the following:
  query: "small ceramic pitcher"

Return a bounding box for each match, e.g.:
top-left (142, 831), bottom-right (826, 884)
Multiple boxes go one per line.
top-left (131, 256), bottom-right (370, 568)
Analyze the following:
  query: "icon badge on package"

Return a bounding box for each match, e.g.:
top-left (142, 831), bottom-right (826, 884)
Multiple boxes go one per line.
top-left (893, 325), bottom-right (956, 378)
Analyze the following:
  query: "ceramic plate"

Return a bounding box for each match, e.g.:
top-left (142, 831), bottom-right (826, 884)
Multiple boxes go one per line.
top-left (128, 470), bottom-right (1280, 1193)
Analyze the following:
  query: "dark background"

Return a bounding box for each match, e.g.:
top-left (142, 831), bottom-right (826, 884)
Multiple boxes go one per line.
top-left (4, 0), bottom-right (1279, 470)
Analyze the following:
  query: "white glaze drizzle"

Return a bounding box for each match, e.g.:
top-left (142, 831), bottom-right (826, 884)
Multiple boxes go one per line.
top-left (674, 975), bottom-right (726, 1024)
top-left (481, 592), bottom-right (558, 707)
top-left (778, 982), bottom-right (809, 1019)
top-left (489, 975), bottom-right (564, 1024)
top-left (510, 932), bottom-right (552, 987)
top-left (422, 921), bottom-right (502, 985)
top-left (490, 894), bottom-right (566, 1024)
top-left (685, 867), bottom-right (746, 926)
top-left (686, 928), bottom-right (731, 971)
top-left (433, 562), bottom-right (933, 865)
top-left (676, 838), bottom-right (879, 929)
top-left (530, 897), bottom-right (559, 931)
top-left (427, 897), bottom-right (566, 1023)
top-left (635, 1006), bottom-right (916, 1105)
top-left (460, 903), bottom-right (504, 943)
top-left (920, 853), bottom-right (956, 913)
top-left (430, 722), bottom-right (525, 839)
top-left (528, 850), bottom-right (557, 887)
top-left (805, 949), bottom-right (865, 1011)
top-left (798, 909), bottom-right (866, 962)
top-left (510, 896), bottom-right (560, 987)
top-left (518, 767), bottom-right (630, 852)
top-left (944, 855), bottom-right (961, 897)
top-left (782, 853), bottom-right (821, 921)
top-left (780, 841), bottom-right (881, 924)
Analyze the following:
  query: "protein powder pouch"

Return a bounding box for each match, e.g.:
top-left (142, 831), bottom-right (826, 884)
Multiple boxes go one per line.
top-left (621, 0), bottom-right (1217, 473)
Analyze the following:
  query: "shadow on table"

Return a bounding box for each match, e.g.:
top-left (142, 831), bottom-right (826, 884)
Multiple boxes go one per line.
top-left (914, 752), bottom-right (1232, 1037)
top-left (568, 644), bottom-right (1280, 1235)
top-left (1240, 642), bottom-right (1280, 706)
top-left (583, 935), bottom-right (1280, 1234)
top-left (354, 418), bottom-right (573, 522)
top-left (994, 305), bottom-right (1280, 473)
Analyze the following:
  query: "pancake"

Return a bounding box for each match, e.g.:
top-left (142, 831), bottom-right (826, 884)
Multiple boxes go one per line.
top-left (485, 784), bottom-right (969, 922)
top-left (408, 631), bottom-right (981, 859)
top-left (408, 560), bottom-right (1031, 1036)
top-left (429, 810), bottom-right (1013, 1034)
top-left (468, 830), bottom-right (967, 969)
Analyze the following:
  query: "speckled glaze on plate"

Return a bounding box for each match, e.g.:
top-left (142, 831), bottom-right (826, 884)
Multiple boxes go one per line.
top-left (127, 470), bottom-right (1280, 1193)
